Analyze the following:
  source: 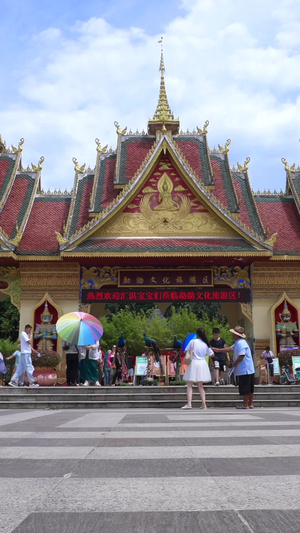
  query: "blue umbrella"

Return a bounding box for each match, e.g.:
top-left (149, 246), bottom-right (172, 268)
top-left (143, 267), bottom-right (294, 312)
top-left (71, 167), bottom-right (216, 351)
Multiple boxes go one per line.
top-left (181, 333), bottom-right (196, 351)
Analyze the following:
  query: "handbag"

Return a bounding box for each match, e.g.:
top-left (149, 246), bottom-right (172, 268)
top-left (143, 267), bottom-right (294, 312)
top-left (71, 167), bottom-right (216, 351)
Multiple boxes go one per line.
top-left (183, 341), bottom-right (194, 365)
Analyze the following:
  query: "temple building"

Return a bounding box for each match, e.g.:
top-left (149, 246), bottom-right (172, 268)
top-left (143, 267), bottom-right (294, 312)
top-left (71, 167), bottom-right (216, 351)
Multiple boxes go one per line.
top-left (0, 47), bottom-right (299, 358)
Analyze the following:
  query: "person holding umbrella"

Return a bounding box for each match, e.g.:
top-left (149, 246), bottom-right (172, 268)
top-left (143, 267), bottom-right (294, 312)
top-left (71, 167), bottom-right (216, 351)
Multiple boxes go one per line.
top-left (80, 339), bottom-right (101, 387)
top-left (57, 311), bottom-right (104, 387)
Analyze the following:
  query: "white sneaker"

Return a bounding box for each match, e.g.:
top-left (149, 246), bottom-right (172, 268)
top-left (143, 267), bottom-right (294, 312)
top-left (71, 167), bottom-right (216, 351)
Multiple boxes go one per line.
top-left (181, 404), bottom-right (192, 409)
top-left (8, 381), bottom-right (18, 387)
top-left (29, 383), bottom-right (39, 387)
top-left (95, 381), bottom-right (101, 387)
top-left (83, 381), bottom-right (89, 387)
top-left (215, 382), bottom-right (220, 386)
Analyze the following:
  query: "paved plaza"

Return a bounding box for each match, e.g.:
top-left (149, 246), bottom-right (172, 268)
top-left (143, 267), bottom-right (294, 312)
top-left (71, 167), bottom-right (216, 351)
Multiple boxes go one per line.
top-left (1, 407), bottom-right (300, 532)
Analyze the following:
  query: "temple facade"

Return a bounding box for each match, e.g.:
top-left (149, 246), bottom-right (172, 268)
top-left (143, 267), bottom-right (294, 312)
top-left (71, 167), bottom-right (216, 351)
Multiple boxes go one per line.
top-left (0, 48), bottom-right (300, 358)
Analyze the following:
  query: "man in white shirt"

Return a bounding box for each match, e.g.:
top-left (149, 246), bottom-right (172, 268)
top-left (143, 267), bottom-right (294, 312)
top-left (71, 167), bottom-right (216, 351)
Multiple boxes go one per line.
top-left (9, 324), bottom-right (40, 387)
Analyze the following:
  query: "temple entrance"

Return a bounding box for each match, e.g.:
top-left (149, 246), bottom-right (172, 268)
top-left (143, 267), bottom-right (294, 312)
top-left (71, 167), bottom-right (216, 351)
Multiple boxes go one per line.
top-left (80, 265), bottom-right (254, 386)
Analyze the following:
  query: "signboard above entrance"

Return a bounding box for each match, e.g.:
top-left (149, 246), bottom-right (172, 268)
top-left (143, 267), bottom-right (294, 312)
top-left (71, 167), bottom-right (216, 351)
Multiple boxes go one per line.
top-left (82, 288), bottom-right (251, 303)
top-left (118, 269), bottom-right (213, 288)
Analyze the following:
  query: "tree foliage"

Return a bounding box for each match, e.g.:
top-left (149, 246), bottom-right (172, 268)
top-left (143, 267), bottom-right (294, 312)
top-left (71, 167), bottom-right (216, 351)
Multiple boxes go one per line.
top-left (99, 305), bottom-right (233, 356)
top-left (0, 298), bottom-right (19, 341)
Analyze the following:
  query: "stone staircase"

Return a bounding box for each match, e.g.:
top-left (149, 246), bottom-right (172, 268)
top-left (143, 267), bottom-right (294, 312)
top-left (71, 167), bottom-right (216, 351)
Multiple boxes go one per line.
top-left (1, 384), bottom-right (300, 409)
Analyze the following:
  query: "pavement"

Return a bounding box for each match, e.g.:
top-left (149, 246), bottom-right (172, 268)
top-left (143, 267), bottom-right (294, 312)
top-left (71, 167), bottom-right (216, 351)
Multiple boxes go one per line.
top-left (1, 407), bottom-right (300, 532)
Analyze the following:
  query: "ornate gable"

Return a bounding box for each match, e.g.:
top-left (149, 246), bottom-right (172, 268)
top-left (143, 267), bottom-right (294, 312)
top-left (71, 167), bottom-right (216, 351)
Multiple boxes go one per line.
top-left (96, 154), bottom-right (237, 238)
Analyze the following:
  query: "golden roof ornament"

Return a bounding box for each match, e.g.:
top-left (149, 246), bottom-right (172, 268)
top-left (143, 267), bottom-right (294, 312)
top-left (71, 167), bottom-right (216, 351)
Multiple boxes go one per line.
top-left (281, 157), bottom-right (296, 172)
top-left (114, 122), bottom-right (127, 136)
top-left (237, 157), bottom-right (250, 173)
top-left (31, 156), bottom-right (44, 172)
top-left (72, 157), bottom-right (86, 173)
top-left (148, 37), bottom-right (180, 136)
top-left (218, 139), bottom-right (231, 153)
top-left (265, 232), bottom-right (277, 247)
top-left (95, 138), bottom-right (108, 154)
top-left (12, 138), bottom-right (24, 153)
top-left (197, 121), bottom-right (209, 135)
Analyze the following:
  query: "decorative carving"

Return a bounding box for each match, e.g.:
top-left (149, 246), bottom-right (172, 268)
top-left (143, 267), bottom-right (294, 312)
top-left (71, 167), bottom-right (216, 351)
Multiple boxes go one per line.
top-left (265, 233), bottom-right (277, 247)
top-left (237, 157), bottom-right (250, 173)
top-left (55, 231), bottom-right (68, 246)
top-left (95, 138), bottom-right (108, 153)
top-left (213, 266), bottom-right (251, 289)
top-left (11, 138), bottom-right (24, 153)
top-left (197, 121), bottom-right (209, 135)
top-left (0, 267), bottom-right (21, 310)
top-left (241, 302), bottom-right (253, 323)
top-left (20, 263), bottom-right (79, 300)
top-left (72, 157), bottom-right (86, 173)
top-left (81, 266), bottom-right (119, 289)
top-left (114, 121), bottom-right (127, 136)
top-left (218, 139), bottom-right (231, 153)
top-left (10, 224), bottom-right (23, 246)
top-left (281, 158), bottom-right (294, 172)
top-left (31, 156), bottom-right (44, 172)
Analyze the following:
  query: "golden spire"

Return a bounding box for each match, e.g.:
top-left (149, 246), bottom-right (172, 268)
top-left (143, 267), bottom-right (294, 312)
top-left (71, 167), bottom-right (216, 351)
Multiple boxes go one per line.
top-left (148, 37), bottom-right (180, 136)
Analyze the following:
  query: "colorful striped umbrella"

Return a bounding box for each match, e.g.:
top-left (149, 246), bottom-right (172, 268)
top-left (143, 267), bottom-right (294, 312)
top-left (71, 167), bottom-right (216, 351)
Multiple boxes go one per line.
top-left (56, 312), bottom-right (104, 346)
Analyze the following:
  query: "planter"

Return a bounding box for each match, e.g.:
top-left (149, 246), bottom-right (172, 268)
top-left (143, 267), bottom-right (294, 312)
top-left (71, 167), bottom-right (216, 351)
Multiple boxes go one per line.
top-left (25, 367), bottom-right (57, 386)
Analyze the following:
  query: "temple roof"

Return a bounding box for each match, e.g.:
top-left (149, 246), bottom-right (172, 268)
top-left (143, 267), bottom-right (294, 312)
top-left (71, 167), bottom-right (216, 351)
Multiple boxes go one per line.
top-left (1, 50), bottom-right (300, 262)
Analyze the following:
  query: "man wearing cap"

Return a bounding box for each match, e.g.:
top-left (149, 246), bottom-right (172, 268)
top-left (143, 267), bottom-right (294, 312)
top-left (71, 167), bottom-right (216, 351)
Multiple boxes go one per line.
top-left (229, 326), bottom-right (255, 409)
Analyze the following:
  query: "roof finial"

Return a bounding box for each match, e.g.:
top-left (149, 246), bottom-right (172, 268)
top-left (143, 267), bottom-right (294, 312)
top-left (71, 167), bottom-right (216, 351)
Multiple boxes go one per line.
top-left (148, 38), bottom-right (180, 135)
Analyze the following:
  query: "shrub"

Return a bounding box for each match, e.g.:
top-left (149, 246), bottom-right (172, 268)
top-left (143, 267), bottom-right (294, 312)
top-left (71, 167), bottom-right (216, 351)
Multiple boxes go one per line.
top-left (32, 350), bottom-right (61, 367)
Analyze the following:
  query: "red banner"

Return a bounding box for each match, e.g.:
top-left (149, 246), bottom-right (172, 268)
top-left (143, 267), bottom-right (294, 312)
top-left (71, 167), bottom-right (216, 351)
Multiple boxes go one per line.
top-left (82, 288), bottom-right (251, 303)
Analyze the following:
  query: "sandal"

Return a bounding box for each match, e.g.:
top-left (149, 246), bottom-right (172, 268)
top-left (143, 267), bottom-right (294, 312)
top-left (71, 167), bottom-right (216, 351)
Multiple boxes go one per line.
top-left (236, 405), bottom-right (248, 409)
top-left (181, 404), bottom-right (192, 409)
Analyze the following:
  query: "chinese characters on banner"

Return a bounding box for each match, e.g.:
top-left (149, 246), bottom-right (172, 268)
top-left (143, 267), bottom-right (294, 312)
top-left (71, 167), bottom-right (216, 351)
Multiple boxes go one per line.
top-left (118, 269), bottom-right (213, 288)
top-left (82, 288), bottom-right (251, 303)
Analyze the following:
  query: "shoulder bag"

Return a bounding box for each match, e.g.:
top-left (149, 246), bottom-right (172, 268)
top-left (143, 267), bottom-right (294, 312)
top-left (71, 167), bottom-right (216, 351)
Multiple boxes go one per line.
top-left (183, 341), bottom-right (195, 365)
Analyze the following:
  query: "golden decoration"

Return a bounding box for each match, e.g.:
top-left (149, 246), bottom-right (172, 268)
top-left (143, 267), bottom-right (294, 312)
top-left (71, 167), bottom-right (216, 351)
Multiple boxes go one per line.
top-left (281, 159), bottom-right (295, 172)
top-left (265, 233), bottom-right (277, 247)
top-left (10, 224), bottom-right (23, 246)
top-left (197, 121), bottom-right (209, 135)
top-left (12, 138), bottom-right (24, 153)
top-left (237, 157), bottom-right (250, 173)
top-left (55, 231), bottom-right (68, 245)
top-left (72, 157), bottom-right (86, 173)
top-left (31, 156), bottom-right (44, 172)
top-left (81, 266), bottom-right (119, 289)
top-left (241, 302), bottom-right (253, 323)
top-left (95, 138), bottom-right (108, 153)
top-left (218, 139), bottom-right (231, 153)
top-left (114, 121), bottom-right (127, 136)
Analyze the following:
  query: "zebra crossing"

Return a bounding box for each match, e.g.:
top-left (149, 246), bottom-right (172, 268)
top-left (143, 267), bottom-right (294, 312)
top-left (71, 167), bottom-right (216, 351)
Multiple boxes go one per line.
top-left (1, 407), bottom-right (300, 532)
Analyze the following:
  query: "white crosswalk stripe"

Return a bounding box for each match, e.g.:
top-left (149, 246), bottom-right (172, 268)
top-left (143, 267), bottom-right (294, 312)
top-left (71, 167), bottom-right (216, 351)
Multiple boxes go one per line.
top-left (1, 407), bottom-right (300, 532)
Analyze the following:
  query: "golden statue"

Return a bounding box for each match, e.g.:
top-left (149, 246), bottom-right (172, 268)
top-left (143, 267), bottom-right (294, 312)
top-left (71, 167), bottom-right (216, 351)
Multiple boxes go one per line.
top-left (34, 301), bottom-right (57, 351)
top-left (276, 300), bottom-right (299, 349)
top-left (153, 173), bottom-right (179, 212)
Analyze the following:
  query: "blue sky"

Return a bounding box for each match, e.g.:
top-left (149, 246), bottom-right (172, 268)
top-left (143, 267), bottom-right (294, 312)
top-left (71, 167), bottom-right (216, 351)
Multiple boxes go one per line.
top-left (1, 0), bottom-right (300, 192)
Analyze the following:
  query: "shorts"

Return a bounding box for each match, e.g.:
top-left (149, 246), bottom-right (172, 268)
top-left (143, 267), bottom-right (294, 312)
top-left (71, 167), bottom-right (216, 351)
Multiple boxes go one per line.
top-left (238, 373), bottom-right (255, 396)
top-left (213, 360), bottom-right (227, 372)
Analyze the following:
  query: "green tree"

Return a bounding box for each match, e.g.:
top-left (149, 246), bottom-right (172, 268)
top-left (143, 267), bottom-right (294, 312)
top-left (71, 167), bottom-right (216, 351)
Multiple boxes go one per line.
top-left (0, 298), bottom-right (19, 341)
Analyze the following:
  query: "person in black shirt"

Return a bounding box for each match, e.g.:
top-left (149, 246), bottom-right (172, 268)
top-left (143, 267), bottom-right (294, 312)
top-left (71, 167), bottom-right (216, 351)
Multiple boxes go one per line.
top-left (210, 328), bottom-right (229, 385)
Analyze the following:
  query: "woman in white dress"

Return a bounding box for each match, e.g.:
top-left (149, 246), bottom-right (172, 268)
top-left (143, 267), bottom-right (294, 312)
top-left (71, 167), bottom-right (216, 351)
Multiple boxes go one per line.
top-left (181, 328), bottom-right (214, 410)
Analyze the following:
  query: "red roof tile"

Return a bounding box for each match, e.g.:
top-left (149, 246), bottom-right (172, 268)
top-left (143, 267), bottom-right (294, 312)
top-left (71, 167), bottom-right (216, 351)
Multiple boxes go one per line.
top-left (176, 140), bottom-right (204, 181)
top-left (0, 175), bottom-right (33, 237)
top-left (101, 158), bottom-right (118, 209)
top-left (19, 198), bottom-right (70, 253)
top-left (256, 198), bottom-right (300, 253)
top-left (122, 139), bottom-right (154, 182)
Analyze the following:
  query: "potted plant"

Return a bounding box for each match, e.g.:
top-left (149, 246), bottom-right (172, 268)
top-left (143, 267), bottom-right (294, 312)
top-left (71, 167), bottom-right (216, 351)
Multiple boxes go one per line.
top-left (31, 350), bottom-right (62, 386)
